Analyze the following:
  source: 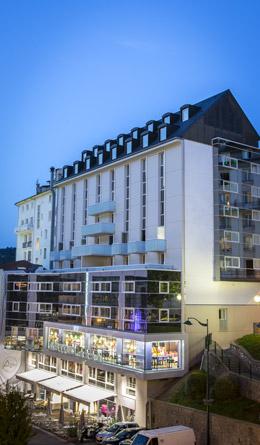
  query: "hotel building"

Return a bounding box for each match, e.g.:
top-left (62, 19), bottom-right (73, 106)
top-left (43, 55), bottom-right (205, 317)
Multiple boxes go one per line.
top-left (5, 89), bottom-right (260, 425)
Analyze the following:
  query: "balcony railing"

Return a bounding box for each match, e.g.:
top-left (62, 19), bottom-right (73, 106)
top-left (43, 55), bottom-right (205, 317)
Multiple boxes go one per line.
top-left (15, 223), bottom-right (33, 233)
top-left (88, 201), bottom-right (116, 216)
top-left (81, 222), bottom-right (115, 237)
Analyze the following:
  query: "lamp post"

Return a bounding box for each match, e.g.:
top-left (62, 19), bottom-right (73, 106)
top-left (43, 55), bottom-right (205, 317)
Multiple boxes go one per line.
top-left (184, 317), bottom-right (211, 445)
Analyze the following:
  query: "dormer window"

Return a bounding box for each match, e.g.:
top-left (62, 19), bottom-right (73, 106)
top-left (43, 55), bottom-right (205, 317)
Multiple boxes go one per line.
top-left (64, 168), bottom-right (68, 178)
top-left (132, 130), bottom-right (139, 140)
top-left (105, 142), bottom-right (111, 152)
top-left (86, 158), bottom-right (90, 170)
top-left (98, 152), bottom-right (103, 165)
top-left (112, 146), bottom-right (117, 160)
top-left (181, 107), bottom-right (189, 122)
top-left (163, 115), bottom-right (171, 124)
top-left (93, 147), bottom-right (98, 157)
top-left (118, 136), bottom-right (124, 146)
top-left (74, 163), bottom-right (79, 174)
top-left (82, 152), bottom-right (87, 162)
top-left (126, 141), bottom-right (132, 154)
top-left (160, 126), bottom-right (167, 142)
top-left (148, 123), bottom-right (154, 132)
top-left (142, 134), bottom-right (149, 148)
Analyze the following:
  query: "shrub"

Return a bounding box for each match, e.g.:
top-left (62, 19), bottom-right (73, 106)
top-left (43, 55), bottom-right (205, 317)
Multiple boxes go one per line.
top-left (214, 375), bottom-right (240, 401)
top-left (237, 335), bottom-right (260, 360)
top-left (184, 370), bottom-right (207, 400)
top-left (0, 388), bottom-right (32, 445)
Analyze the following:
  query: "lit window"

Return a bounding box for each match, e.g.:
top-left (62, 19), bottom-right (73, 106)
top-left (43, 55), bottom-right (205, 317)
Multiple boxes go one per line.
top-left (160, 126), bottom-right (167, 141)
top-left (224, 256), bottom-right (240, 269)
top-left (224, 231), bottom-right (239, 243)
top-left (126, 141), bottom-right (132, 154)
top-left (112, 147), bottom-right (117, 160)
top-left (142, 134), bottom-right (149, 148)
top-left (181, 107), bottom-right (189, 122)
top-left (159, 309), bottom-right (169, 323)
top-left (159, 281), bottom-right (169, 293)
top-left (98, 153), bottom-right (103, 165)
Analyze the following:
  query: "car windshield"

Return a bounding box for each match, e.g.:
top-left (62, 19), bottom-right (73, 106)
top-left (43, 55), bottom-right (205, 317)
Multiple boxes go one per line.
top-left (116, 430), bottom-right (129, 439)
top-left (107, 424), bottom-right (121, 433)
top-left (132, 434), bottom-right (149, 445)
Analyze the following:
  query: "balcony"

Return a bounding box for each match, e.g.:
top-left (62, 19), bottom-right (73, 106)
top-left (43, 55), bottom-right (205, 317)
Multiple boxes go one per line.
top-left (111, 243), bottom-right (128, 255)
top-left (15, 223), bottom-right (33, 234)
top-left (72, 244), bottom-right (112, 257)
top-left (145, 239), bottom-right (166, 252)
top-left (81, 222), bottom-right (115, 237)
top-left (22, 241), bottom-right (32, 248)
top-left (50, 250), bottom-right (72, 261)
top-left (127, 241), bottom-right (146, 254)
top-left (88, 201), bottom-right (116, 216)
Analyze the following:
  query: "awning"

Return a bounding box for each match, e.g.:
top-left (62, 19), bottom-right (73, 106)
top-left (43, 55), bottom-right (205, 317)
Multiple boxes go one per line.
top-left (16, 369), bottom-right (57, 383)
top-left (64, 384), bottom-right (115, 404)
top-left (38, 376), bottom-right (82, 393)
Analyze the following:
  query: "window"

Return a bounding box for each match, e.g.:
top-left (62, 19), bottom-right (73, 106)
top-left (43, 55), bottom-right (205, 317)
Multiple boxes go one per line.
top-left (44, 229), bottom-right (48, 239)
top-left (96, 174), bottom-right (101, 203)
top-left (147, 123), bottom-right (154, 132)
top-left (12, 302), bottom-right (20, 312)
top-left (61, 360), bottom-right (83, 381)
top-left (124, 308), bottom-right (135, 321)
top-left (98, 153), bottom-right (103, 165)
top-left (252, 186), bottom-right (260, 198)
top-left (224, 256), bottom-right (240, 269)
top-left (253, 259), bottom-right (260, 270)
top-left (86, 158), bottom-right (90, 170)
top-left (112, 147), bottom-right (117, 160)
top-left (43, 248), bottom-right (47, 259)
top-left (159, 281), bottom-right (169, 293)
top-left (33, 282), bottom-right (53, 291)
top-left (253, 234), bottom-right (260, 245)
top-left (219, 308), bottom-right (228, 331)
top-left (181, 107), bottom-right (189, 122)
top-left (140, 254), bottom-right (145, 264)
top-left (118, 136), bottom-right (124, 146)
top-left (159, 126), bottom-right (167, 141)
top-left (62, 304), bottom-right (81, 316)
top-left (159, 152), bottom-right (165, 226)
top-left (126, 141), bottom-right (132, 154)
top-left (126, 376), bottom-right (136, 396)
top-left (64, 168), bottom-right (68, 178)
top-left (36, 205), bottom-right (40, 229)
top-left (74, 163), bottom-right (79, 174)
top-left (91, 281), bottom-right (111, 292)
top-left (123, 281), bottom-right (135, 293)
top-left (71, 183), bottom-right (76, 241)
top-left (159, 308), bottom-right (169, 323)
top-left (219, 155), bottom-right (238, 169)
top-left (63, 282), bottom-right (81, 292)
top-left (92, 306), bottom-right (111, 319)
top-left (38, 303), bottom-right (52, 313)
top-left (27, 251), bottom-right (31, 262)
top-left (251, 163), bottom-right (260, 174)
top-left (141, 159), bottom-right (147, 240)
top-left (60, 187), bottom-right (66, 244)
top-left (105, 142), bottom-right (111, 152)
top-left (132, 130), bottom-right (138, 140)
top-left (223, 205), bottom-right (239, 218)
top-left (252, 210), bottom-right (260, 221)
top-left (163, 115), bottom-right (171, 124)
top-left (88, 367), bottom-right (115, 390)
top-left (142, 134), bottom-right (149, 148)
top-left (224, 230), bottom-right (239, 243)
top-left (159, 253), bottom-right (165, 264)
top-left (12, 281), bottom-right (28, 291)
top-left (110, 170), bottom-right (115, 201)
top-left (222, 180), bottom-right (238, 193)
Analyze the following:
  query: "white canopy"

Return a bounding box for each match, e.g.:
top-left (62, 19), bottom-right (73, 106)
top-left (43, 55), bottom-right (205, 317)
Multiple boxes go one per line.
top-left (39, 376), bottom-right (82, 393)
top-left (16, 369), bottom-right (56, 383)
top-left (64, 384), bottom-right (115, 404)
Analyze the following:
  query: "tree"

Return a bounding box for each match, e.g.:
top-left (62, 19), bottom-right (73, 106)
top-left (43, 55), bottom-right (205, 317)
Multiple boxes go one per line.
top-left (0, 388), bottom-right (32, 445)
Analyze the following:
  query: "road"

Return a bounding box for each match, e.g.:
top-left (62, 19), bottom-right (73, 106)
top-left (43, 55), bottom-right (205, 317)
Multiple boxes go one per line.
top-left (29, 427), bottom-right (75, 445)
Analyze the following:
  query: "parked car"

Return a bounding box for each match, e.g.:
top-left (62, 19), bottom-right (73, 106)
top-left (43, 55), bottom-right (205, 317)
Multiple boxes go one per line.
top-left (80, 422), bottom-right (105, 442)
top-left (102, 427), bottom-right (142, 445)
top-left (131, 426), bottom-right (196, 445)
top-left (119, 432), bottom-right (140, 445)
top-left (96, 422), bottom-right (139, 443)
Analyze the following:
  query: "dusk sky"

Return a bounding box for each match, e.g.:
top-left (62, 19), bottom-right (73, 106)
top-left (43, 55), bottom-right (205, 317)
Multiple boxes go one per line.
top-left (1, 0), bottom-right (259, 247)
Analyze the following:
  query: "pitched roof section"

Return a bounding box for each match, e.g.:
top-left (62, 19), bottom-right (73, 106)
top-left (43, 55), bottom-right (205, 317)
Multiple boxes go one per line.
top-left (51, 89), bottom-right (259, 184)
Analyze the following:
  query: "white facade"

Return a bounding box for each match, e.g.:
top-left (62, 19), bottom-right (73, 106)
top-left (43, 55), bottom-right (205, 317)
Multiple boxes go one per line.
top-left (15, 190), bottom-right (52, 269)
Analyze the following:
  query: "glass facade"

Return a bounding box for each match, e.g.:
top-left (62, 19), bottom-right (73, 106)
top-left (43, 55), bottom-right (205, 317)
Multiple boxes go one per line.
top-left (213, 138), bottom-right (260, 281)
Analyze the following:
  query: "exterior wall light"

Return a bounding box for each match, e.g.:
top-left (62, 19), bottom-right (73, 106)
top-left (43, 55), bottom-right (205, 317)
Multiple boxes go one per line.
top-left (254, 295), bottom-right (260, 303)
top-left (176, 294), bottom-right (182, 301)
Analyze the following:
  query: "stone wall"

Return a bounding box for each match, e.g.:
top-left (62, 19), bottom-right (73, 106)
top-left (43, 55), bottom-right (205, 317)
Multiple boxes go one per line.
top-left (151, 400), bottom-right (260, 445)
top-left (238, 374), bottom-right (260, 403)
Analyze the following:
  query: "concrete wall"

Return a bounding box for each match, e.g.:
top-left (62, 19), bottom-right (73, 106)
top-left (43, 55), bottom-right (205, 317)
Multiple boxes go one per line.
top-left (151, 399), bottom-right (260, 445)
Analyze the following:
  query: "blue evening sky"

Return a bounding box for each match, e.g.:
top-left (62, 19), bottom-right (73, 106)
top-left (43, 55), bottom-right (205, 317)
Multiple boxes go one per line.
top-left (0, 0), bottom-right (259, 247)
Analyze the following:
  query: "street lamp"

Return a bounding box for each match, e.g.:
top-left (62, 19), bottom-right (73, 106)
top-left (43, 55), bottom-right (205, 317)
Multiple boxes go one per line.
top-left (184, 317), bottom-right (211, 445)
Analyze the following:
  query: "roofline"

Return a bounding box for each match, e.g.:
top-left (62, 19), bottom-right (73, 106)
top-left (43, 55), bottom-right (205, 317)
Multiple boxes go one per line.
top-left (15, 189), bottom-right (51, 206)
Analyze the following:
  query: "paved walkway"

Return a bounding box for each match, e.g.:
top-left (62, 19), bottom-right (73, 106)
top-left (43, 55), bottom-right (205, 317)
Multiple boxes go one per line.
top-left (29, 427), bottom-right (75, 445)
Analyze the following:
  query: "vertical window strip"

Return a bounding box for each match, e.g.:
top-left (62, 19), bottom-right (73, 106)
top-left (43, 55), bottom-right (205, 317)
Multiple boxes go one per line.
top-left (96, 174), bottom-right (101, 203)
top-left (159, 152), bottom-right (165, 226)
top-left (71, 183), bottom-right (76, 241)
top-left (111, 170), bottom-right (115, 201)
top-left (141, 159), bottom-right (147, 237)
top-left (61, 187), bottom-right (66, 244)
top-left (83, 179), bottom-right (88, 225)
top-left (125, 165), bottom-right (130, 234)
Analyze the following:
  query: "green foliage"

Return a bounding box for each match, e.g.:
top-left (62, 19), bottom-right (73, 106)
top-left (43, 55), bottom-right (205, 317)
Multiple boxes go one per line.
top-left (237, 334), bottom-right (260, 360)
top-left (214, 375), bottom-right (240, 401)
top-left (0, 389), bottom-right (32, 445)
top-left (66, 426), bottom-right (78, 437)
top-left (184, 370), bottom-right (207, 400)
